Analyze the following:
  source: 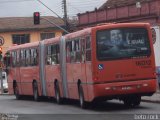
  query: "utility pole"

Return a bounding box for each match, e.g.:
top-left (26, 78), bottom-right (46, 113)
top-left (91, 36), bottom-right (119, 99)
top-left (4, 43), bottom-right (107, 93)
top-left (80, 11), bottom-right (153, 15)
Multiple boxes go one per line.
top-left (37, 0), bottom-right (69, 33)
top-left (62, 0), bottom-right (69, 32)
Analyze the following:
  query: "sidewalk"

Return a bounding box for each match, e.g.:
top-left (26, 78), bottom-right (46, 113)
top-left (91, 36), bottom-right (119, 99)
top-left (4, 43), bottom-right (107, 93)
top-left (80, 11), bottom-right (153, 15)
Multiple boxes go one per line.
top-left (141, 91), bottom-right (160, 103)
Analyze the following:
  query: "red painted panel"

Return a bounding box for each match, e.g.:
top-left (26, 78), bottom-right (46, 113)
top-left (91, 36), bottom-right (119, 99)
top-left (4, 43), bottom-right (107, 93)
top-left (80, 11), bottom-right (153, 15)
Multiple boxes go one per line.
top-left (20, 66), bottom-right (39, 95)
top-left (45, 65), bottom-right (61, 97)
top-left (88, 12), bottom-right (97, 23)
top-left (133, 18), bottom-right (157, 25)
top-left (141, 3), bottom-right (149, 15)
top-left (149, 1), bottom-right (158, 14)
top-left (107, 9), bottom-right (117, 20)
top-left (117, 7), bottom-right (128, 19)
top-left (97, 10), bottom-right (106, 22)
top-left (79, 14), bottom-right (88, 25)
top-left (129, 5), bottom-right (140, 17)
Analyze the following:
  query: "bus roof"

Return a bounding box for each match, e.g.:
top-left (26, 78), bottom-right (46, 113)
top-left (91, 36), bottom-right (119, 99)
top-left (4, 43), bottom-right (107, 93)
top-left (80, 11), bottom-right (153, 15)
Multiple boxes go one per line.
top-left (64, 27), bottom-right (92, 39)
top-left (43, 36), bottom-right (61, 45)
top-left (7, 41), bottom-right (39, 51)
top-left (93, 23), bottom-right (150, 30)
top-left (64, 23), bottom-right (150, 39)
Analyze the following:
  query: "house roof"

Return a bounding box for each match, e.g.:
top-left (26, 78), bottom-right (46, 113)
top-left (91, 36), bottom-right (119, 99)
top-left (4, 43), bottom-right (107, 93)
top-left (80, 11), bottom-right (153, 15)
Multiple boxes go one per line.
top-left (99, 0), bottom-right (152, 9)
top-left (0, 16), bottom-right (65, 33)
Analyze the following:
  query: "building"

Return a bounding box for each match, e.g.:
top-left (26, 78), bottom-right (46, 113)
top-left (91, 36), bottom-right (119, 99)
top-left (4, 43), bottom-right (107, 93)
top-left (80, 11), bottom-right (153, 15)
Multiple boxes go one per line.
top-left (0, 16), bottom-right (65, 54)
top-left (99, 0), bottom-right (148, 9)
top-left (77, 0), bottom-right (159, 29)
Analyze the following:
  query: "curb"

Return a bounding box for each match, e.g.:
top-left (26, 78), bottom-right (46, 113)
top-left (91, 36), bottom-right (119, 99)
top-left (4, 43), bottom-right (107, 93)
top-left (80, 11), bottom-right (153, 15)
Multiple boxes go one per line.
top-left (141, 91), bottom-right (160, 104)
top-left (141, 99), bottom-right (160, 104)
top-left (0, 93), bottom-right (10, 96)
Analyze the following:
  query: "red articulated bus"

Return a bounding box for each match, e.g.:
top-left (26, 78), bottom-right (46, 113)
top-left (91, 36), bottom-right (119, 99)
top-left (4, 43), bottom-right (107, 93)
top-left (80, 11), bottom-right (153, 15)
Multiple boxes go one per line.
top-left (4, 23), bottom-right (157, 108)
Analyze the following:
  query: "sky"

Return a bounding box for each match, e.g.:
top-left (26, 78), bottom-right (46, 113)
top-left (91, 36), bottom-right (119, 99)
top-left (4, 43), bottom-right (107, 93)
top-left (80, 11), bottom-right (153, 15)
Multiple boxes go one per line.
top-left (0, 0), bottom-right (106, 18)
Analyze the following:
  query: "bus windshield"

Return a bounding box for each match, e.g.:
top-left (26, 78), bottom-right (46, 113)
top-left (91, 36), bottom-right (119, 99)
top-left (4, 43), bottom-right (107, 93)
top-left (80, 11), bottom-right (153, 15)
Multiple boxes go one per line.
top-left (96, 28), bottom-right (151, 61)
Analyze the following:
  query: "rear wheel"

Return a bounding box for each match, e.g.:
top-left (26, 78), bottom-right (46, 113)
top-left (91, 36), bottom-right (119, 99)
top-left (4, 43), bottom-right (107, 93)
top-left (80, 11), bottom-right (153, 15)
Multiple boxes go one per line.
top-left (14, 84), bottom-right (21, 100)
top-left (55, 82), bottom-right (62, 104)
top-left (79, 84), bottom-right (87, 109)
top-left (123, 96), bottom-right (141, 107)
top-left (33, 82), bottom-right (39, 101)
top-left (132, 96), bottom-right (141, 106)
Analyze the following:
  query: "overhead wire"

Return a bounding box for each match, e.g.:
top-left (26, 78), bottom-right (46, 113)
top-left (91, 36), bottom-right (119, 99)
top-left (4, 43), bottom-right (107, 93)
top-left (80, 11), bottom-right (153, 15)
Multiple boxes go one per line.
top-left (36, 0), bottom-right (66, 28)
top-left (0, 0), bottom-right (34, 3)
top-left (0, 0), bottom-right (106, 23)
top-left (0, 0), bottom-right (65, 27)
top-left (37, 0), bottom-right (63, 20)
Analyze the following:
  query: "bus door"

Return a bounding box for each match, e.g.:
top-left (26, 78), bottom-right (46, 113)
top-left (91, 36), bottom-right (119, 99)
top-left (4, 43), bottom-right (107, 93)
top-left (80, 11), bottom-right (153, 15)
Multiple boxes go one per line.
top-left (71, 38), bottom-right (82, 99)
top-left (11, 50), bottom-right (22, 94)
top-left (16, 50), bottom-right (22, 93)
top-left (60, 36), bottom-right (68, 98)
top-left (81, 36), bottom-right (92, 100)
top-left (81, 37), bottom-right (87, 84)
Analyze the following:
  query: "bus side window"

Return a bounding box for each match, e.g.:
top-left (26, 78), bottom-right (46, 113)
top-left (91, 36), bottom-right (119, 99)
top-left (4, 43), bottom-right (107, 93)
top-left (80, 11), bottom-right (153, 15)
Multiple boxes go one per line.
top-left (26, 49), bottom-right (31, 66)
top-left (46, 45), bottom-right (52, 65)
top-left (24, 50), bottom-right (27, 66)
top-left (16, 51), bottom-right (20, 67)
top-left (70, 40), bottom-right (75, 63)
top-left (74, 38), bottom-right (81, 62)
top-left (56, 44), bottom-right (60, 64)
top-left (33, 49), bottom-right (38, 65)
top-left (81, 38), bottom-right (85, 63)
top-left (11, 51), bottom-right (17, 67)
top-left (51, 45), bottom-right (56, 64)
top-left (66, 41), bottom-right (72, 63)
top-left (30, 49), bottom-right (35, 66)
top-left (86, 36), bottom-right (91, 61)
top-left (20, 49), bottom-right (25, 66)
top-left (52, 44), bottom-right (60, 64)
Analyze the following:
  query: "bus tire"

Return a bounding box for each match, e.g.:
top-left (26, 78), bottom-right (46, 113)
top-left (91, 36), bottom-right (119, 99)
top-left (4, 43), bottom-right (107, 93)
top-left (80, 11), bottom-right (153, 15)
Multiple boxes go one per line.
top-left (123, 99), bottom-right (132, 107)
top-left (132, 96), bottom-right (141, 106)
top-left (79, 84), bottom-right (87, 109)
top-left (123, 96), bottom-right (141, 107)
top-left (55, 82), bottom-right (62, 104)
top-left (14, 83), bottom-right (21, 100)
top-left (33, 82), bottom-right (39, 101)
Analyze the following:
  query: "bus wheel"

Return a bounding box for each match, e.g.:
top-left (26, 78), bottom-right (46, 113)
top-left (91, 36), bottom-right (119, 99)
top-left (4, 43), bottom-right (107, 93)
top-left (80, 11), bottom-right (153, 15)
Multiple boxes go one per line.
top-left (14, 84), bottom-right (20, 100)
top-left (123, 96), bottom-right (141, 107)
top-left (79, 84), bottom-right (87, 109)
top-left (33, 82), bottom-right (39, 101)
top-left (132, 96), bottom-right (141, 106)
top-left (55, 82), bottom-right (62, 104)
top-left (123, 99), bottom-right (132, 107)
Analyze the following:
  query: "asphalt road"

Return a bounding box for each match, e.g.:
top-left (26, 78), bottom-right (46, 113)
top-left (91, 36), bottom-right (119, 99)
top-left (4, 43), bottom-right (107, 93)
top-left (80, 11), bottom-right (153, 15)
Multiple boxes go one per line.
top-left (0, 95), bottom-right (159, 120)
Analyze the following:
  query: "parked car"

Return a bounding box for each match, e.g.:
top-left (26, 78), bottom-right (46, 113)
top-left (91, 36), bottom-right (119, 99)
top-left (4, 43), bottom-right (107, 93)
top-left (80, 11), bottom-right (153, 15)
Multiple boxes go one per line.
top-left (0, 72), bottom-right (8, 93)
